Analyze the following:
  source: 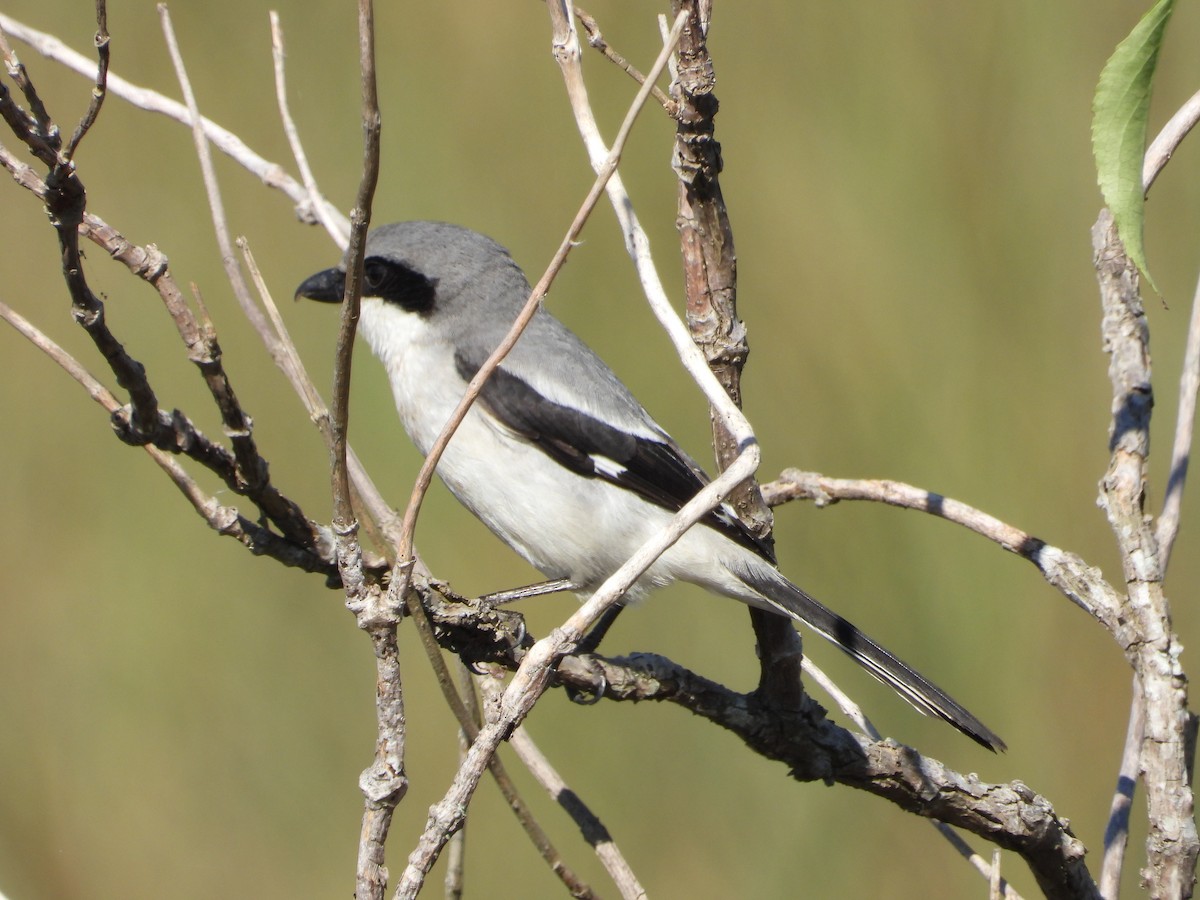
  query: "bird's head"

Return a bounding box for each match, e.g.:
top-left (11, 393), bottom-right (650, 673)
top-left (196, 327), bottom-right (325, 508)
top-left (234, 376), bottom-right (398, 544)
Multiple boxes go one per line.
top-left (295, 220), bottom-right (530, 330)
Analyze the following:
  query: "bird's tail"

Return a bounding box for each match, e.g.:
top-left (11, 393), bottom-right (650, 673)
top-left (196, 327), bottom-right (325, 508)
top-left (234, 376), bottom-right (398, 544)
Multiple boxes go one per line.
top-left (732, 562), bottom-right (1005, 752)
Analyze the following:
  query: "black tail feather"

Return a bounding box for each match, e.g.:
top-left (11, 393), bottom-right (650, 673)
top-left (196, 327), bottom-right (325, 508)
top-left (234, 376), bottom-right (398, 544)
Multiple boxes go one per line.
top-left (734, 564), bottom-right (1005, 752)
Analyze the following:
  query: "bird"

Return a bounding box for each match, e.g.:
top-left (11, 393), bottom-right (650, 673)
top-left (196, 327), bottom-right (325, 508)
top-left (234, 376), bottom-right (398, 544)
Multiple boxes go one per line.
top-left (296, 220), bottom-right (1004, 752)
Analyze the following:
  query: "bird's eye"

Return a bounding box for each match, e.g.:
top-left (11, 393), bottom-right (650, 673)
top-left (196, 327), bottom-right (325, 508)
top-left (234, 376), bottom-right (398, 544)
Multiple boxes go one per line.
top-left (361, 258), bottom-right (437, 314)
top-left (363, 260), bottom-right (388, 291)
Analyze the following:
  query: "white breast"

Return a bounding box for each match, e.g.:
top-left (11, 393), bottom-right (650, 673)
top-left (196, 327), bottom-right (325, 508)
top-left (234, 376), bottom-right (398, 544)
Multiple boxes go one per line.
top-left (356, 298), bottom-right (760, 603)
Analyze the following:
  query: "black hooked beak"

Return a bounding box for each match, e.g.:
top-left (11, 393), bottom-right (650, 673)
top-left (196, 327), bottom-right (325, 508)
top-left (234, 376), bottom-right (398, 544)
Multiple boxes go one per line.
top-left (294, 267), bottom-right (346, 304)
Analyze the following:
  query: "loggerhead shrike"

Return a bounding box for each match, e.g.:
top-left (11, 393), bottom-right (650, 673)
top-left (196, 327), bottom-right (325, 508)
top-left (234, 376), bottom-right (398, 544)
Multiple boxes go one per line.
top-left (296, 220), bottom-right (1004, 752)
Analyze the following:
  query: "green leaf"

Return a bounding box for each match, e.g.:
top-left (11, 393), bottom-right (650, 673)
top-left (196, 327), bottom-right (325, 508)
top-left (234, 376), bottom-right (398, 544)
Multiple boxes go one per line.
top-left (1092, 0), bottom-right (1174, 294)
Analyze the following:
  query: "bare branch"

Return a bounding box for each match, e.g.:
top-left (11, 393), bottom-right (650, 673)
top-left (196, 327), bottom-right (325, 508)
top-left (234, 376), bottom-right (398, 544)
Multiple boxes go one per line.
top-left (354, 617), bottom-right (408, 900)
top-left (1142, 86), bottom-right (1200, 573)
top-left (6, 35), bottom-right (176, 468)
top-left (552, 649), bottom-right (1091, 898)
top-left (0, 11), bottom-right (345, 228)
top-left (386, 10), bottom-right (690, 607)
top-left (0, 299), bottom-right (329, 574)
top-left (1157, 262), bottom-right (1200, 567)
top-left (400, 597), bottom-right (598, 900)
top-left (159, 4), bottom-right (271, 338)
top-left (269, 12), bottom-right (350, 248)
top-left (4, 111), bottom-right (335, 569)
top-left (0, 23), bottom-right (58, 162)
top-left (1100, 676), bottom-right (1144, 899)
top-left (763, 469), bottom-right (1124, 630)
top-left (1093, 209), bottom-right (1198, 897)
top-left (62, 0), bottom-right (107, 159)
top-left (573, 6), bottom-right (675, 115)
top-left (664, 0), bottom-right (805, 712)
top-left (1102, 84), bottom-right (1200, 895)
top-left (445, 665), bottom-right (471, 900)
top-left (238, 144), bottom-right (591, 897)
top-left (332, 0), bottom-right (381, 532)
top-left (1143, 86), bottom-right (1200, 194)
top-left (478, 673), bottom-right (645, 899)
top-left (395, 440), bottom-right (758, 896)
top-left (392, 20), bottom-right (695, 895)
top-left (157, 5), bottom-right (325, 550)
top-left (320, 5), bottom-right (395, 899)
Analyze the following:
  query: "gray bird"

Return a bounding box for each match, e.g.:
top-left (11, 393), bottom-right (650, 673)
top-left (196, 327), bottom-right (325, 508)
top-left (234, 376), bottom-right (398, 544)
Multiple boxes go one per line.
top-left (296, 220), bottom-right (1004, 752)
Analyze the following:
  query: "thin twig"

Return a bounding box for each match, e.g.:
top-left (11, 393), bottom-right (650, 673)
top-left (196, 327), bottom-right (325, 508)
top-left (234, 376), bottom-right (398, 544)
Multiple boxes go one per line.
top-left (0, 299), bottom-right (326, 573)
top-left (573, 6), bottom-right (675, 115)
top-left (1100, 675), bottom-right (1144, 899)
top-left (1143, 86), bottom-right (1200, 194)
top-left (237, 110), bottom-right (588, 898)
top-left (0, 12), bottom-right (347, 233)
top-left (237, 238), bottom-right (330, 438)
top-left (269, 12), bottom-right (350, 248)
top-left (802, 657), bottom-right (1021, 897)
top-left (332, 0), bottom-right (380, 532)
top-left (401, 595), bottom-right (598, 900)
top-left (158, 4), bottom-right (316, 546)
top-left (478, 578), bottom-right (577, 605)
top-left (393, 23), bottom-right (696, 895)
top-left (331, 4), bottom-right (395, 900)
top-left (446, 660), bottom-right (477, 900)
top-left (545, 5), bottom-right (753, 457)
top-left (63, 0), bottom-right (107, 159)
top-left (762, 470), bottom-right (1124, 631)
top-left (1142, 88), bottom-right (1200, 571)
top-left (0, 22), bottom-right (57, 163)
top-left (0, 149), bottom-right (331, 559)
top-left (1156, 260), bottom-right (1200, 568)
top-left (1094, 91), bottom-right (1200, 897)
top-left (0, 301), bottom-right (120, 411)
top-left (479, 673), bottom-right (647, 900)
top-left (948, 831), bottom-right (1020, 900)
top-left (444, 788), bottom-right (467, 900)
top-left (395, 445), bottom-right (759, 898)
top-left (159, 4), bottom-right (271, 339)
top-left (385, 9), bottom-right (691, 604)
top-left (1093, 209), bottom-right (1198, 895)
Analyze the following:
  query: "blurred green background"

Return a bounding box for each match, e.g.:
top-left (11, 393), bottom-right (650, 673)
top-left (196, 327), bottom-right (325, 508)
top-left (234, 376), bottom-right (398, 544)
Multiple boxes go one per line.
top-left (1, 1), bottom-right (1198, 897)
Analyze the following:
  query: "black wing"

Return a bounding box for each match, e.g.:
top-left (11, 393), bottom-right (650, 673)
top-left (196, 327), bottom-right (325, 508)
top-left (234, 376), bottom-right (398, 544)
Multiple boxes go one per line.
top-left (457, 352), bottom-right (774, 562)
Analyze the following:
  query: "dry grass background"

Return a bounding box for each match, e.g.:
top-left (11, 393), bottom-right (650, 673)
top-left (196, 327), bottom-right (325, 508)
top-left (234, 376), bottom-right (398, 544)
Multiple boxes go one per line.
top-left (2, 2), bottom-right (1200, 897)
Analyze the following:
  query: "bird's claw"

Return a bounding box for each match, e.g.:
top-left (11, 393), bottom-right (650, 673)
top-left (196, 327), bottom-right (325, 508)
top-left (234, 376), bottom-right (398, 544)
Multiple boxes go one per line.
top-left (564, 654), bottom-right (608, 705)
